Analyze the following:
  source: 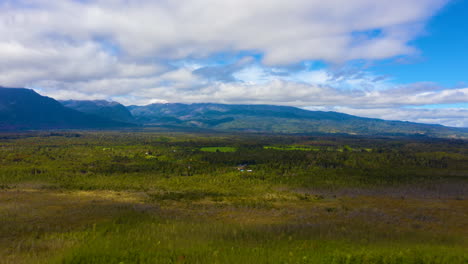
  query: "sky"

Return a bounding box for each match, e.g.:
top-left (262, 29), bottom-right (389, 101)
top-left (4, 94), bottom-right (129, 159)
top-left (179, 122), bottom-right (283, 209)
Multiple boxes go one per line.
top-left (0, 0), bottom-right (467, 127)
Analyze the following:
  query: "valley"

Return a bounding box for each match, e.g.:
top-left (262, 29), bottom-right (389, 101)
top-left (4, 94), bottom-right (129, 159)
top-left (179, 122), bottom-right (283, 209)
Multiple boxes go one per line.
top-left (1, 131), bottom-right (467, 263)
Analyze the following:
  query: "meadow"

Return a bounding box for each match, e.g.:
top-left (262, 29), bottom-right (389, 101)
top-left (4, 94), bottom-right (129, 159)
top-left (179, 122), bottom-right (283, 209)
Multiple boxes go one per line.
top-left (0, 131), bottom-right (467, 263)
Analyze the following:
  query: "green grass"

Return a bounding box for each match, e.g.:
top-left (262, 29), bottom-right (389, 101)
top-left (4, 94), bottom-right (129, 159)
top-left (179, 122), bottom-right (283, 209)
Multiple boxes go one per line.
top-left (264, 145), bottom-right (374, 152)
top-left (2, 184), bottom-right (467, 264)
top-left (55, 213), bottom-right (467, 264)
top-left (1, 132), bottom-right (467, 263)
top-left (264, 146), bottom-right (320, 151)
top-left (200, 147), bottom-right (237, 152)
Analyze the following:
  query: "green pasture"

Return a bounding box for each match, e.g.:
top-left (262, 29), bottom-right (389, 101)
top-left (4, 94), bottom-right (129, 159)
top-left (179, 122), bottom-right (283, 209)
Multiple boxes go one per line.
top-left (200, 147), bottom-right (237, 152)
top-left (0, 132), bottom-right (467, 263)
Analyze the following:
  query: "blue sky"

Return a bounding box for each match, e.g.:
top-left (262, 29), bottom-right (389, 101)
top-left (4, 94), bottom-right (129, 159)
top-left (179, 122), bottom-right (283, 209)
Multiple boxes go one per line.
top-left (370, 0), bottom-right (468, 87)
top-left (0, 0), bottom-right (467, 127)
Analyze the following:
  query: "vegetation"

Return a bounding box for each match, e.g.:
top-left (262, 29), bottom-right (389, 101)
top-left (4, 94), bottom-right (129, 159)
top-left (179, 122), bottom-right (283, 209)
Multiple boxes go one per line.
top-left (1, 131), bottom-right (467, 263)
top-left (0, 88), bottom-right (135, 130)
top-left (60, 100), bottom-right (137, 124)
top-left (128, 103), bottom-right (468, 138)
top-left (2, 87), bottom-right (468, 137)
top-left (200, 147), bottom-right (237, 152)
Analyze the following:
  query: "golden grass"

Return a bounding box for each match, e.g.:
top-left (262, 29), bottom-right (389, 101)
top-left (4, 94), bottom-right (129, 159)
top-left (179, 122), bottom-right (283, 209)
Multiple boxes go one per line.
top-left (1, 185), bottom-right (467, 263)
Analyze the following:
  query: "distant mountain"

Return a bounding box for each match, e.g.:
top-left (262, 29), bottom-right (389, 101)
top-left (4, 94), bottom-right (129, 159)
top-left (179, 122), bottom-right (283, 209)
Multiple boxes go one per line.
top-left (0, 87), bottom-right (135, 130)
top-left (129, 103), bottom-right (468, 138)
top-left (1, 87), bottom-right (466, 137)
top-left (60, 100), bottom-right (137, 124)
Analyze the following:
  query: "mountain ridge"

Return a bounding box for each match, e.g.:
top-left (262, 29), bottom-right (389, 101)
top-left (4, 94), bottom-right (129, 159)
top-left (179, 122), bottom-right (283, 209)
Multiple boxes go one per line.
top-left (0, 87), bottom-right (466, 138)
top-left (128, 102), bottom-right (465, 138)
top-left (0, 87), bottom-right (136, 130)
top-left (60, 99), bottom-right (136, 124)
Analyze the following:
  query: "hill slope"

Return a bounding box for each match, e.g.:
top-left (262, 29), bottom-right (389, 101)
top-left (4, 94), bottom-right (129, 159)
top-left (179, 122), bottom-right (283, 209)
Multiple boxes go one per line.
top-left (0, 87), bottom-right (135, 130)
top-left (1, 87), bottom-right (465, 137)
top-left (60, 100), bottom-right (136, 124)
top-left (129, 103), bottom-right (468, 137)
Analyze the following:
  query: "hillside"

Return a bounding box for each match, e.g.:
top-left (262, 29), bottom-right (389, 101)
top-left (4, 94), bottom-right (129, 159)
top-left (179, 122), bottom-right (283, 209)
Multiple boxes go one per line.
top-left (0, 87), bottom-right (135, 130)
top-left (1, 87), bottom-right (466, 137)
top-left (60, 100), bottom-right (136, 124)
top-left (129, 103), bottom-right (468, 137)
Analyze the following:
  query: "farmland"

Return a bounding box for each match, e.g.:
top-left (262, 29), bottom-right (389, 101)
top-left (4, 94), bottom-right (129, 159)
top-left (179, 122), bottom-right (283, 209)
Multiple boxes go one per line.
top-left (0, 131), bottom-right (467, 263)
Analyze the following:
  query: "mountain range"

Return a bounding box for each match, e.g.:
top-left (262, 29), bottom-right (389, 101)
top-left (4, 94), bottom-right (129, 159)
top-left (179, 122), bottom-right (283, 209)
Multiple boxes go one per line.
top-left (60, 100), bottom-right (136, 124)
top-left (0, 87), bottom-right (134, 130)
top-left (128, 103), bottom-right (468, 137)
top-left (0, 87), bottom-right (467, 138)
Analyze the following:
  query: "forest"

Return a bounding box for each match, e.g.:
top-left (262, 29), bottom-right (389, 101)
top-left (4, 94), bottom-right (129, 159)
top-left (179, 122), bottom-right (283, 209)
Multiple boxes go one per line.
top-left (1, 131), bottom-right (467, 263)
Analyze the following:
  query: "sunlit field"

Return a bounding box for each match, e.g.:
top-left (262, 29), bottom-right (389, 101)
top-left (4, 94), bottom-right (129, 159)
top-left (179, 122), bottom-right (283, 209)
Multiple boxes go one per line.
top-left (1, 131), bottom-right (467, 263)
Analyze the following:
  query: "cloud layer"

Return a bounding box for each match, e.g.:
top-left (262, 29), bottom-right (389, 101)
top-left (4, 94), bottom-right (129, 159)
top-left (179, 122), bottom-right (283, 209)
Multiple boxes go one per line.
top-left (1, 0), bottom-right (465, 127)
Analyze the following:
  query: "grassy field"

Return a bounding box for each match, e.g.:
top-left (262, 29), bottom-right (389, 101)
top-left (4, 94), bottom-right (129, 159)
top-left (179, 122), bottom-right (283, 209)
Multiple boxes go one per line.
top-left (0, 132), bottom-right (467, 263)
top-left (200, 147), bottom-right (237, 152)
top-left (264, 145), bottom-right (321, 151)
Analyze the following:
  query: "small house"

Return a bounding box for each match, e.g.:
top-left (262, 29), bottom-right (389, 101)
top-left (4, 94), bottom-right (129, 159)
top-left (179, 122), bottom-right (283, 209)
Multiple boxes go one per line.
top-left (237, 164), bottom-right (252, 172)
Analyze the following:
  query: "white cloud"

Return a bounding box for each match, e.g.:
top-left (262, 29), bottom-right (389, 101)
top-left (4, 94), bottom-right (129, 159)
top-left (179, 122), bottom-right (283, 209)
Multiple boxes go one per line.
top-left (0, 40), bottom-right (165, 86)
top-left (1, 0), bottom-right (446, 62)
top-left (1, 0), bottom-right (465, 127)
top-left (327, 106), bottom-right (468, 127)
top-left (0, 0), bottom-right (448, 85)
top-left (28, 63), bottom-right (467, 127)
